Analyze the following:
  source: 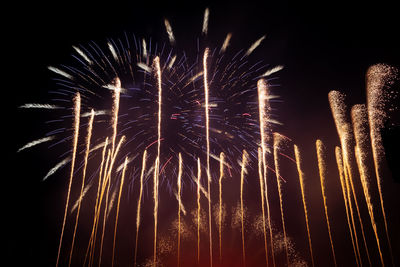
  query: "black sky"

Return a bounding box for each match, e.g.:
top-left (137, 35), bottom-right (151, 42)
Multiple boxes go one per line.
top-left (9, 1), bottom-right (400, 266)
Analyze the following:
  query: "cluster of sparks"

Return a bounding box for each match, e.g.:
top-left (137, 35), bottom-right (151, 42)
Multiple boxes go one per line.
top-left (18, 7), bottom-right (399, 267)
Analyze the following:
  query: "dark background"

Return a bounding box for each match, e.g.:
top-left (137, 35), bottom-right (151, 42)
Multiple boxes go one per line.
top-left (9, 0), bottom-right (400, 266)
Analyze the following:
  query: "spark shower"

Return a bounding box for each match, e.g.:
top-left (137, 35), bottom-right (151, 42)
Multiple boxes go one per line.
top-left (18, 7), bottom-right (399, 267)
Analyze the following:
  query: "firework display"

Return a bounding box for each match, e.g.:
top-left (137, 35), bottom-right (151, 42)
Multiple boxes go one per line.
top-left (16, 6), bottom-right (400, 267)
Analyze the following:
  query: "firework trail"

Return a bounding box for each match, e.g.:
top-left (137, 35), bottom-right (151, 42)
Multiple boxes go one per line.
top-left (164, 19), bottom-right (175, 45)
top-left (220, 33), bottom-right (232, 54)
top-left (196, 157), bottom-right (202, 264)
top-left (111, 78), bottom-right (121, 157)
top-left (203, 47), bottom-right (213, 267)
top-left (257, 147), bottom-right (269, 266)
top-left (56, 93), bottom-right (80, 267)
top-left (177, 153), bottom-right (183, 267)
top-left (202, 8), bottom-right (210, 36)
top-left (335, 147), bottom-right (360, 267)
top-left (351, 104), bottom-right (385, 266)
top-left (257, 78), bottom-right (275, 267)
top-left (135, 150), bottom-right (147, 267)
top-left (218, 152), bottom-right (225, 262)
top-left (153, 157), bottom-right (160, 267)
top-left (17, 136), bottom-right (54, 153)
top-left (366, 64), bottom-right (398, 266)
top-left (112, 157), bottom-right (128, 267)
top-left (273, 133), bottom-right (289, 266)
top-left (84, 137), bottom-right (108, 266)
top-left (294, 145), bottom-right (314, 267)
top-left (246, 35), bottom-right (266, 56)
top-left (240, 150), bottom-right (249, 266)
top-left (69, 109), bottom-right (95, 267)
top-left (18, 103), bottom-right (62, 110)
top-left (43, 157), bottom-right (71, 182)
top-left (316, 139), bottom-right (337, 267)
top-left (329, 90), bottom-right (371, 266)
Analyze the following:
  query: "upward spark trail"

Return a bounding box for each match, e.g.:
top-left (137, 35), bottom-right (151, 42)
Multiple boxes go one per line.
top-left (316, 140), bottom-right (337, 267)
top-left (203, 47), bottom-right (213, 267)
top-left (257, 78), bottom-right (275, 267)
top-left (56, 92), bottom-right (80, 267)
top-left (196, 157), bottom-right (202, 264)
top-left (258, 148), bottom-right (269, 266)
top-left (240, 150), bottom-right (249, 266)
top-left (177, 153), bottom-right (183, 267)
top-left (218, 152), bottom-right (225, 263)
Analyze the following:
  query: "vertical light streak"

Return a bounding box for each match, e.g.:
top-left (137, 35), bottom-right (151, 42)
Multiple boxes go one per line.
top-left (257, 148), bottom-right (269, 266)
top-left (273, 133), bottom-right (289, 267)
top-left (153, 157), bottom-right (160, 267)
top-left (240, 150), bottom-right (249, 266)
top-left (177, 153), bottom-right (183, 267)
top-left (335, 147), bottom-right (359, 267)
top-left (197, 157), bottom-right (202, 264)
top-left (56, 92), bottom-right (81, 267)
top-left (134, 150), bottom-right (147, 267)
top-left (69, 109), bottom-right (95, 267)
top-left (111, 77), bottom-right (121, 157)
top-left (294, 145), bottom-right (314, 267)
top-left (111, 157), bottom-right (128, 267)
top-left (257, 78), bottom-right (275, 267)
top-left (203, 47), bottom-right (213, 267)
top-left (366, 64), bottom-right (397, 266)
top-left (351, 105), bottom-right (385, 266)
top-left (218, 152), bottom-right (225, 263)
top-left (316, 140), bottom-right (337, 267)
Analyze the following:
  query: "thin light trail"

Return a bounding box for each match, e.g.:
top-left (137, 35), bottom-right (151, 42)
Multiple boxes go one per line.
top-left (258, 148), bottom-right (269, 267)
top-left (177, 153), bottom-right (183, 267)
top-left (196, 157), bottom-right (202, 264)
top-left (134, 150), bottom-right (147, 267)
top-left (111, 78), bottom-right (121, 157)
top-left (240, 150), bottom-right (249, 266)
top-left (316, 140), bottom-right (337, 267)
top-left (218, 152), bottom-right (225, 263)
top-left (56, 92), bottom-right (80, 267)
top-left (257, 78), bottom-right (275, 267)
top-left (273, 133), bottom-right (289, 267)
top-left (335, 147), bottom-right (360, 267)
top-left (69, 109), bottom-right (95, 267)
top-left (294, 145), bottom-right (314, 267)
top-left (153, 157), bottom-right (160, 267)
top-left (203, 47), bottom-right (213, 267)
top-left (112, 157), bottom-right (128, 267)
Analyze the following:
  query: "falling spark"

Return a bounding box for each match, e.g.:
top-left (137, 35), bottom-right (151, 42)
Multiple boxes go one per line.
top-left (56, 92), bottom-right (80, 267)
top-left (202, 8), bottom-right (210, 36)
top-left (177, 153), bottom-right (183, 267)
top-left (240, 150), bottom-right (249, 266)
top-left (220, 33), bottom-right (232, 54)
top-left (257, 148), bottom-right (269, 266)
top-left (335, 147), bottom-right (359, 267)
top-left (218, 152), bottom-right (225, 262)
top-left (18, 103), bottom-right (62, 109)
top-left (366, 64), bottom-right (398, 266)
top-left (69, 109), bottom-right (95, 267)
top-left (245, 35), bottom-right (266, 56)
top-left (294, 145), bottom-right (314, 267)
top-left (257, 78), bottom-right (275, 267)
top-left (48, 66), bottom-right (73, 80)
top-left (316, 139), bottom-right (337, 267)
top-left (72, 45), bottom-right (93, 65)
top-left (112, 157), bottom-right (128, 267)
top-left (196, 157), bottom-right (201, 264)
top-left (261, 65), bottom-right (284, 78)
top-left (164, 19), bottom-right (176, 45)
top-left (203, 47), bottom-right (214, 267)
top-left (351, 105), bottom-right (385, 266)
top-left (135, 150), bottom-right (147, 267)
top-left (18, 136), bottom-right (55, 153)
top-left (273, 133), bottom-right (289, 267)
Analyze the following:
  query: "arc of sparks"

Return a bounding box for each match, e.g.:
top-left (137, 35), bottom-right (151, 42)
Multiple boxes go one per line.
top-left (203, 47), bottom-right (213, 267)
top-left (240, 150), bottom-right (249, 266)
top-left (218, 152), bottom-right (225, 263)
top-left (134, 150), bottom-right (147, 267)
top-left (294, 145), bottom-right (314, 267)
top-left (112, 157), bottom-right (128, 267)
top-left (257, 78), bottom-right (275, 267)
top-left (257, 148), bottom-right (269, 266)
top-left (68, 109), bottom-right (95, 267)
top-left (55, 92), bottom-right (80, 267)
top-left (273, 133), bottom-right (289, 267)
top-left (316, 140), bottom-right (337, 267)
top-left (177, 153), bottom-right (183, 267)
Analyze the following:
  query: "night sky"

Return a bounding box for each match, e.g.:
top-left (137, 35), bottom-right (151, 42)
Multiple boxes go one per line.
top-left (9, 1), bottom-right (400, 266)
